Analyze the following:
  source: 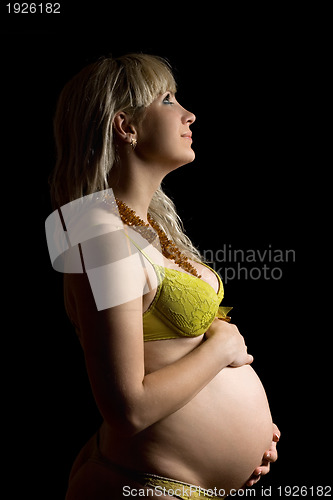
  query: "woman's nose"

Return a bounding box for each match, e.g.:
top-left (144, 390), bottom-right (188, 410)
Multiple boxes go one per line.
top-left (182, 107), bottom-right (196, 125)
top-left (187, 110), bottom-right (196, 124)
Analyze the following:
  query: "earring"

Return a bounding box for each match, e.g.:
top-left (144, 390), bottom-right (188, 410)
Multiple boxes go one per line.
top-left (130, 137), bottom-right (137, 150)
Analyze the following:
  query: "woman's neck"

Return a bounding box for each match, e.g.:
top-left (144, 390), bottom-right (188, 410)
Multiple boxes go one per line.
top-left (108, 160), bottom-right (164, 224)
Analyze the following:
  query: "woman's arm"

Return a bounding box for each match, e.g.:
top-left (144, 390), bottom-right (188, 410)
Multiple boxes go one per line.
top-left (66, 272), bottom-right (252, 436)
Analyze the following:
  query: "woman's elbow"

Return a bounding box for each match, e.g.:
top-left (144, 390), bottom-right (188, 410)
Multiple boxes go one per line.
top-left (122, 406), bottom-right (153, 436)
top-left (102, 404), bottom-right (151, 437)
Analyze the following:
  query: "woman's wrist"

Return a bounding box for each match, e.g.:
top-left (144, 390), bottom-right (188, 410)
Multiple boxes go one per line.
top-left (202, 332), bottom-right (234, 370)
top-left (204, 319), bottom-right (252, 368)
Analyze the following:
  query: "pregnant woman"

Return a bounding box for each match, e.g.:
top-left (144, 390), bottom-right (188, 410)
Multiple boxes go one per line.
top-left (48, 53), bottom-right (280, 499)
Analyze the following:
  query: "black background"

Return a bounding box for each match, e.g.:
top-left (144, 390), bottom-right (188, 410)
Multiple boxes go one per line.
top-left (2, 4), bottom-right (328, 499)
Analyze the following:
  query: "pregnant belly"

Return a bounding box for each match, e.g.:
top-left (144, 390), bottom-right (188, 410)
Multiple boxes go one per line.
top-left (135, 365), bottom-right (273, 493)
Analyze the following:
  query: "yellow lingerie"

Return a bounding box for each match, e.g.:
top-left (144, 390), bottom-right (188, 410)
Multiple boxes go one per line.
top-left (139, 472), bottom-right (227, 499)
top-left (140, 250), bottom-right (232, 342)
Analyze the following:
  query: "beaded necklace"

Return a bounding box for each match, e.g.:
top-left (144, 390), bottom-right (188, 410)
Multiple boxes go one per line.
top-left (115, 198), bottom-right (201, 278)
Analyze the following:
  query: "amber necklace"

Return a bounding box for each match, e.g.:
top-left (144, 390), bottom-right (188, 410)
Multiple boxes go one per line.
top-left (115, 198), bottom-right (201, 278)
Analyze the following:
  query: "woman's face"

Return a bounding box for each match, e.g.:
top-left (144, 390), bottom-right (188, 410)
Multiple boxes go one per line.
top-left (135, 92), bottom-right (196, 170)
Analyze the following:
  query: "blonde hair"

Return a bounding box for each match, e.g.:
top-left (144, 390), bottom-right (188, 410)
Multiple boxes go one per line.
top-left (50, 53), bottom-right (202, 261)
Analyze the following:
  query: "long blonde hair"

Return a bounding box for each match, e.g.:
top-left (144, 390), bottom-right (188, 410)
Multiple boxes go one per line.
top-left (50, 53), bottom-right (202, 261)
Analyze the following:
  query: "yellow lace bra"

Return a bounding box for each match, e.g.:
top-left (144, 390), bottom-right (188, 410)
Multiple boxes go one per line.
top-left (141, 251), bottom-right (232, 342)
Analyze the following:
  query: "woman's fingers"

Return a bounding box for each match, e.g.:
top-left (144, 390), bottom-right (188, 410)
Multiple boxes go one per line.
top-left (273, 423), bottom-right (281, 442)
top-left (248, 426), bottom-right (281, 481)
top-left (245, 470), bottom-right (263, 487)
top-left (264, 432), bottom-right (279, 463)
top-left (244, 423), bottom-right (281, 488)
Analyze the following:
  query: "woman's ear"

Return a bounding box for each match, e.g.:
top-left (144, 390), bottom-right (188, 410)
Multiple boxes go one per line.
top-left (113, 112), bottom-right (136, 143)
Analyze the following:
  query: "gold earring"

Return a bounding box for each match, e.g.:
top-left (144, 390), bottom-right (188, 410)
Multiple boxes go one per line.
top-left (130, 137), bottom-right (137, 150)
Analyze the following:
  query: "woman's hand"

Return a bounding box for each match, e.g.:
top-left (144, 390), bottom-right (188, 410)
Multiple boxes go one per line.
top-left (205, 319), bottom-right (254, 367)
top-left (244, 423), bottom-right (281, 488)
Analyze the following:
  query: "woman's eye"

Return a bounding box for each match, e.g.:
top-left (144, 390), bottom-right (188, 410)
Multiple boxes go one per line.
top-left (163, 94), bottom-right (174, 105)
